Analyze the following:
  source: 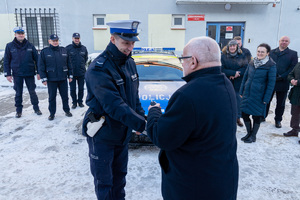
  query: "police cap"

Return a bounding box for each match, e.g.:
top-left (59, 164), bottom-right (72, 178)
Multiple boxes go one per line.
top-left (72, 33), bottom-right (80, 38)
top-left (49, 34), bottom-right (59, 40)
top-left (13, 27), bottom-right (25, 34)
top-left (106, 20), bottom-right (141, 42)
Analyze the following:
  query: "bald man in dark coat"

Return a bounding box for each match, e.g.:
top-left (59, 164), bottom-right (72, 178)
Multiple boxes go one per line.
top-left (147, 36), bottom-right (239, 200)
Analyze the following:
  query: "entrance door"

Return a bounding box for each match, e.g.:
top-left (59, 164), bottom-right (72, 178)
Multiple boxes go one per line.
top-left (207, 22), bottom-right (245, 50)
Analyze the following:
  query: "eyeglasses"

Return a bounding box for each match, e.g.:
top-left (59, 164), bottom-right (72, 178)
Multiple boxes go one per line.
top-left (178, 56), bottom-right (192, 64)
top-left (178, 56), bottom-right (199, 64)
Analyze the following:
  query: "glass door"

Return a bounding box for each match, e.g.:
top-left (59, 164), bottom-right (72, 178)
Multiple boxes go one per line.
top-left (207, 22), bottom-right (245, 49)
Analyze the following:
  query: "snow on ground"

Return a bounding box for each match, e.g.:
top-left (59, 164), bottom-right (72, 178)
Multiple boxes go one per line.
top-left (0, 76), bottom-right (300, 200)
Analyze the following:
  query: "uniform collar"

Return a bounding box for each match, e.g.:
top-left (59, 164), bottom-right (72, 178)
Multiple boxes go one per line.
top-left (13, 37), bottom-right (27, 48)
top-left (50, 44), bottom-right (59, 51)
top-left (72, 41), bottom-right (82, 48)
top-left (106, 41), bottom-right (131, 66)
top-left (182, 66), bottom-right (221, 83)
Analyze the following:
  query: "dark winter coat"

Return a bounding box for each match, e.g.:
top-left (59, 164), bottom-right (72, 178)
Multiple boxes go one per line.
top-left (38, 45), bottom-right (73, 82)
top-left (82, 42), bottom-right (145, 145)
top-left (270, 47), bottom-right (298, 91)
top-left (221, 51), bottom-right (249, 91)
top-left (288, 62), bottom-right (300, 105)
top-left (147, 67), bottom-right (239, 200)
top-left (66, 42), bottom-right (88, 77)
top-left (241, 46), bottom-right (252, 63)
top-left (239, 58), bottom-right (276, 117)
top-left (3, 38), bottom-right (38, 77)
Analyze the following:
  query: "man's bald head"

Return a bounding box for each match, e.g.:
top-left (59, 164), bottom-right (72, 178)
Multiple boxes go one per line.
top-left (279, 36), bottom-right (290, 51)
top-left (184, 36), bottom-right (221, 68)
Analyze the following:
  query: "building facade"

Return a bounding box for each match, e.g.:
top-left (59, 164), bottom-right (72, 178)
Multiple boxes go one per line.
top-left (0, 0), bottom-right (299, 56)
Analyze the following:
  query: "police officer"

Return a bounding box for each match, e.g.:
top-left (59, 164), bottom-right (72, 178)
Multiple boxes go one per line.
top-left (3, 27), bottom-right (42, 118)
top-left (38, 34), bottom-right (73, 120)
top-left (83, 20), bottom-right (146, 200)
top-left (66, 33), bottom-right (88, 109)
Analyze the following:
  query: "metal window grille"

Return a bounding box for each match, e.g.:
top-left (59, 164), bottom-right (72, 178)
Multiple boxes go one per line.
top-left (15, 8), bottom-right (59, 51)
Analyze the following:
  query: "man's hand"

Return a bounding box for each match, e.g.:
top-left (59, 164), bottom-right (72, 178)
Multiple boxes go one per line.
top-left (234, 71), bottom-right (241, 78)
top-left (6, 76), bottom-right (13, 83)
top-left (43, 81), bottom-right (47, 86)
top-left (148, 103), bottom-right (161, 111)
top-left (36, 74), bottom-right (41, 80)
top-left (135, 131), bottom-right (142, 135)
top-left (291, 79), bottom-right (298, 86)
top-left (69, 78), bottom-right (73, 83)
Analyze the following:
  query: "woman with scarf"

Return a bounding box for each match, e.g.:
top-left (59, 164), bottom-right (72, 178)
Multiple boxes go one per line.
top-left (239, 43), bottom-right (276, 143)
top-left (221, 39), bottom-right (249, 127)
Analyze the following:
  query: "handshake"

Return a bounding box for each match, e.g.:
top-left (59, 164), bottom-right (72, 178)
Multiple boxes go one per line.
top-left (136, 101), bottom-right (161, 136)
top-left (148, 101), bottom-right (161, 110)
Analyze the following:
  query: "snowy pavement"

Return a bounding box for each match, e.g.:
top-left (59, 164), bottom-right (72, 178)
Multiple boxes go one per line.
top-left (0, 78), bottom-right (300, 200)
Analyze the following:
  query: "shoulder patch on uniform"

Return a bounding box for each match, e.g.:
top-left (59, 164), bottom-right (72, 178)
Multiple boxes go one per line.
top-left (95, 57), bottom-right (107, 69)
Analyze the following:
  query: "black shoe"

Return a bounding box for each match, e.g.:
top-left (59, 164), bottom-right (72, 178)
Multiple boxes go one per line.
top-left (298, 140), bottom-right (300, 144)
top-left (48, 115), bottom-right (55, 121)
top-left (15, 113), bottom-right (22, 118)
top-left (71, 104), bottom-right (77, 109)
top-left (78, 103), bottom-right (84, 107)
top-left (65, 112), bottom-right (73, 117)
top-left (283, 130), bottom-right (298, 137)
top-left (35, 110), bottom-right (42, 115)
top-left (275, 121), bottom-right (282, 128)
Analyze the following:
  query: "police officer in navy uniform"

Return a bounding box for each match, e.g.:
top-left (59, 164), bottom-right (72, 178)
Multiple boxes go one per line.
top-left (3, 27), bottom-right (42, 118)
top-left (38, 34), bottom-right (73, 120)
top-left (66, 33), bottom-right (88, 109)
top-left (83, 20), bottom-right (146, 200)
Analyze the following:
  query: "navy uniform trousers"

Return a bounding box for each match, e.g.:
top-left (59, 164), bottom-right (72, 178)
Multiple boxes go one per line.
top-left (87, 136), bottom-right (128, 200)
top-left (13, 76), bottom-right (39, 113)
top-left (47, 80), bottom-right (70, 116)
top-left (69, 75), bottom-right (85, 105)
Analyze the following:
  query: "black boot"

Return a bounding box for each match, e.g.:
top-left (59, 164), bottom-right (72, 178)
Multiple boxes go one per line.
top-left (244, 123), bottom-right (260, 143)
top-left (241, 121), bottom-right (252, 141)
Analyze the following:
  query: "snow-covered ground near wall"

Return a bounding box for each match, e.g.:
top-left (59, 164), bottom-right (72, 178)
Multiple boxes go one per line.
top-left (0, 76), bottom-right (300, 200)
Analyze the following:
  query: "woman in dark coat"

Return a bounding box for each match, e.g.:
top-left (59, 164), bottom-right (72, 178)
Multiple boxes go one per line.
top-left (222, 39), bottom-right (249, 127)
top-left (284, 62), bottom-right (300, 143)
top-left (239, 43), bottom-right (276, 143)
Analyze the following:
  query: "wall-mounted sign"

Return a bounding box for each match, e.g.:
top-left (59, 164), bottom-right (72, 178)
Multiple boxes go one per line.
top-left (225, 33), bottom-right (234, 39)
top-left (188, 15), bottom-right (205, 21)
top-left (226, 26), bottom-right (233, 31)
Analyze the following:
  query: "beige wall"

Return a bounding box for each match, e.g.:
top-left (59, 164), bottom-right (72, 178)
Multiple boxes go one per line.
top-left (0, 14), bottom-right (15, 50)
top-left (93, 14), bottom-right (129, 51)
top-left (148, 14), bottom-right (185, 51)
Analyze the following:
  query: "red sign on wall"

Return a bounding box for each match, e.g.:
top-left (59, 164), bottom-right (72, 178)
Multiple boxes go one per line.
top-left (226, 26), bottom-right (233, 31)
top-left (188, 15), bottom-right (205, 21)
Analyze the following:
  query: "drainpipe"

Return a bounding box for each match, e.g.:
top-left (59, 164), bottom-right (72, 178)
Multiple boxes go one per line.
top-left (276, 0), bottom-right (283, 42)
top-left (5, 0), bottom-right (13, 40)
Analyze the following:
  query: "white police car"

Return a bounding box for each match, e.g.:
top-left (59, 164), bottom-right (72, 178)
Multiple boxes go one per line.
top-left (133, 47), bottom-right (185, 115)
top-left (130, 47), bottom-right (185, 146)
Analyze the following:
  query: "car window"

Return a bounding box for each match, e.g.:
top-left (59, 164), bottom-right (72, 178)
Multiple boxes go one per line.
top-left (137, 65), bottom-right (183, 81)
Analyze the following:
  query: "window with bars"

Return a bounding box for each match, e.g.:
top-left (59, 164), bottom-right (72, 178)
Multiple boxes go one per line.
top-left (15, 8), bottom-right (59, 51)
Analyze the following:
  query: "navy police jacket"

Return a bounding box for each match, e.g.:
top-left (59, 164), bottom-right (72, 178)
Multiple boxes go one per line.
top-left (147, 67), bottom-right (239, 200)
top-left (38, 45), bottom-right (73, 82)
top-left (83, 42), bottom-right (145, 145)
top-left (270, 47), bottom-right (298, 91)
top-left (66, 42), bottom-right (88, 77)
top-left (3, 38), bottom-right (38, 77)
